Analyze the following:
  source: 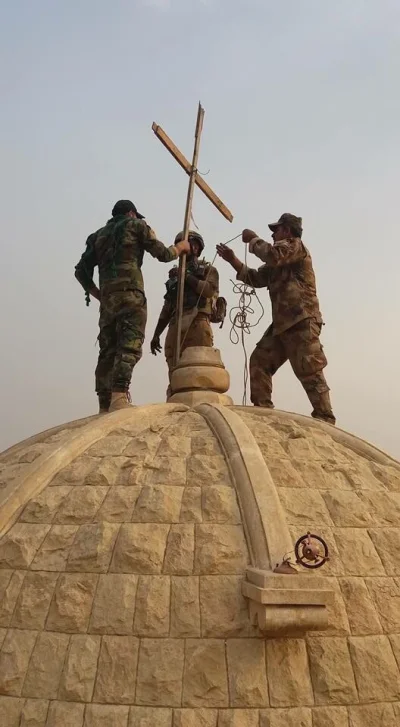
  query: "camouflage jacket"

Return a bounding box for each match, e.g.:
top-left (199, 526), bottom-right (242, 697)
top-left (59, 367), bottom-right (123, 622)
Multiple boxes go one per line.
top-left (74, 216), bottom-right (178, 299)
top-left (237, 236), bottom-right (322, 335)
top-left (158, 259), bottom-right (219, 325)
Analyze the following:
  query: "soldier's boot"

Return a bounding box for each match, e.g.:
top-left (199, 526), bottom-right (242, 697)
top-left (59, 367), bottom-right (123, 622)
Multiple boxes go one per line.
top-left (308, 390), bottom-right (336, 425)
top-left (98, 393), bottom-right (111, 415)
top-left (109, 391), bottom-right (132, 412)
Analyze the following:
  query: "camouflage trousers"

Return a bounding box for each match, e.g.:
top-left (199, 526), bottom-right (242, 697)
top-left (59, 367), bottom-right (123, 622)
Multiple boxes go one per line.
top-left (165, 313), bottom-right (213, 390)
top-left (95, 290), bottom-right (147, 409)
top-left (250, 317), bottom-right (335, 424)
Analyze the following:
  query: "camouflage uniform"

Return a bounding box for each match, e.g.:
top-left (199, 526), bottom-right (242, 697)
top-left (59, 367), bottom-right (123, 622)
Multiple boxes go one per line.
top-left (75, 215), bottom-right (178, 409)
top-left (237, 230), bottom-right (335, 424)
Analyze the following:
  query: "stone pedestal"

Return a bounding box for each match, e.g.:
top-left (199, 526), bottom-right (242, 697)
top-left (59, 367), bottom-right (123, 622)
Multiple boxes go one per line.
top-left (168, 347), bottom-right (233, 406)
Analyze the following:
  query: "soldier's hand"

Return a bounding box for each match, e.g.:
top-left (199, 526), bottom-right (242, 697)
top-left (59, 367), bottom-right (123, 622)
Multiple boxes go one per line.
top-left (150, 336), bottom-right (162, 355)
top-left (216, 244), bottom-right (236, 264)
top-left (175, 239), bottom-right (191, 255)
top-left (242, 229), bottom-right (258, 243)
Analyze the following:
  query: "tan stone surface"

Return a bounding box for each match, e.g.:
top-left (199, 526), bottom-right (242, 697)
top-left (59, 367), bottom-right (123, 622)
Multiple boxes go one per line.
top-left (46, 701), bottom-right (85, 727)
top-left (110, 524), bottom-right (169, 573)
top-left (194, 525), bottom-right (248, 574)
top-left (289, 526), bottom-right (345, 576)
top-left (23, 631), bottom-right (70, 698)
top-left (31, 525), bottom-right (78, 571)
top-left (164, 525), bottom-right (194, 574)
top-left (200, 576), bottom-right (250, 637)
top-left (173, 708), bottom-right (217, 726)
top-left (0, 696), bottom-right (24, 727)
top-left (123, 435), bottom-right (162, 460)
top-left (333, 529), bottom-right (385, 576)
top-left (67, 522), bottom-right (120, 572)
top-left (187, 455), bottom-right (231, 488)
top-left (87, 434), bottom-right (133, 456)
top-left (390, 634), bottom-right (400, 669)
top-left (266, 639), bottom-right (313, 707)
top-left (12, 571), bottom-right (57, 629)
top-left (90, 574), bottom-right (138, 634)
top-left (0, 524), bottom-right (50, 568)
top-left (312, 706), bottom-right (349, 727)
top-left (0, 629), bottom-right (37, 696)
top-left (171, 576), bottom-right (200, 637)
top-left (46, 573), bottom-right (98, 632)
top-left (53, 486), bottom-right (108, 524)
top-left (278, 488), bottom-right (333, 526)
top-left (84, 456), bottom-right (133, 486)
top-left (357, 492), bottom-right (400, 526)
top-left (307, 637), bottom-right (358, 705)
top-left (182, 639), bottom-right (228, 708)
top-left (268, 458), bottom-right (305, 488)
top-left (145, 457), bottom-right (187, 487)
top-left (191, 434), bottom-right (221, 456)
top-left (348, 635), bottom-right (400, 702)
top-left (133, 576), bottom-right (170, 636)
top-left (132, 486), bottom-right (184, 523)
top-left (0, 570), bottom-right (25, 626)
top-left (201, 487), bottom-right (241, 524)
top-left (94, 636), bottom-right (139, 704)
top-left (96, 487), bottom-right (141, 521)
top-left (365, 577), bottom-right (400, 632)
top-left (0, 628), bottom-right (6, 649)
top-left (218, 711), bottom-right (259, 727)
top-left (180, 488), bottom-right (202, 523)
top-left (136, 639), bottom-right (184, 707)
top-left (261, 707), bottom-right (312, 727)
top-left (19, 486), bottom-right (72, 523)
top-left (84, 704), bottom-right (129, 726)
top-left (157, 435), bottom-right (191, 457)
top-left (129, 707), bottom-right (173, 726)
top-left (348, 703), bottom-right (397, 727)
top-left (368, 528), bottom-right (400, 575)
top-left (59, 634), bottom-right (100, 702)
top-left (322, 491), bottom-right (372, 527)
top-left (339, 578), bottom-right (382, 635)
top-left (227, 639), bottom-right (269, 707)
top-left (20, 699), bottom-right (49, 727)
top-left (51, 455), bottom-right (99, 485)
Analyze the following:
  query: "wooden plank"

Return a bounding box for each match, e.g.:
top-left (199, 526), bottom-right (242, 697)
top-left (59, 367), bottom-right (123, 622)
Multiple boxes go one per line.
top-left (152, 122), bottom-right (234, 222)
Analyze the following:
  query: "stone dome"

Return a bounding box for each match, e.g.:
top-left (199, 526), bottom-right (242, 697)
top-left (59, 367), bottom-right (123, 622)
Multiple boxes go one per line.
top-left (0, 402), bottom-right (400, 727)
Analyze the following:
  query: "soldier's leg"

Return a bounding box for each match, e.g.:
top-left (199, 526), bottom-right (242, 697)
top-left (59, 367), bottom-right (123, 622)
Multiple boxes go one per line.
top-left (249, 328), bottom-right (287, 407)
top-left (110, 293), bottom-right (147, 407)
top-left (95, 318), bottom-right (116, 413)
top-left (284, 319), bottom-right (336, 425)
top-left (182, 315), bottom-right (213, 351)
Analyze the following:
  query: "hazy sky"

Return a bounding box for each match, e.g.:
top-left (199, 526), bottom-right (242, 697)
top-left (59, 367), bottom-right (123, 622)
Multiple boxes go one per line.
top-left (1, 0), bottom-right (399, 458)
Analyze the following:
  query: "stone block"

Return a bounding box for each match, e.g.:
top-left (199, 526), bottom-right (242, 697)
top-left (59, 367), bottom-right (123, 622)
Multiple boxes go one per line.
top-left (0, 629), bottom-right (6, 649)
top-left (90, 574), bottom-right (138, 634)
top-left (268, 458), bottom-right (305, 488)
top-left (53, 486), bottom-right (108, 524)
top-left (191, 434), bottom-right (222, 456)
top-left (348, 635), bottom-right (400, 702)
top-left (0, 524), bottom-right (50, 568)
top-left (312, 706), bottom-right (349, 727)
top-left (218, 710), bottom-right (259, 727)
top-left (322, 491), bottom-right (372, 527)
top-left (339, 578), bottom-right (382, 635)
top-left (227, 639), bottom-right (269, 707)
top-left (19, 486), bottom-right (72, 523)
top-left (46, 573), bottom-right (98, 632)
top-left (358, 492), bottom-right (400, 526)
top-left (390, 634), bottom-right (400, 669)
top-left (182, 639), bottom-right (228, 708)
top-left (261, 707), bottom-right (312, 727)
top-left (94, 636), bottom-right (139, 704)
top-left (85, 457), bottom-right (133, 486)
top-left (67, 522), bottom-right (120, 572)
top-left (348, 703), bottom-right (397, 727)
top-left (136, 639), bottom-right (184, 707)
top-left (278, 489), bottom-right (333, 526)
top-left (23, 632), bottom-right (70, 698)
top-left (200, 575), bottom-right (250, 637)
top-left (180, 488), bottom-right (202, 523)
top-left (194, 525), bottom-right (248, 575)
top-left (0, 696), bottom-right (24, 727)
top-left (333, 529), bottom-right (385, 576)
top-left (122, 434), bottom-right (162, 460)
top-left (266, 639), bottom-right (313, 707)
top-left (144, 457), bottom-right (187, 487)
top-left (290, 526), bottom-right (345, 576)
top-left (110, 524), bottom-right (169, 573)
top-left (370, 462), bottom-right (400, 492)
top-left (307, 637), bottom-right (358, 705)
top-left (31, 525), bottom-right (78, 571)
top-left (133, 575), bottom-right (170, 636)
top-left (59, 634), bottom-right (100, 702)
top-left (201, 487), bottom-right (241, 524)
top-left (173, 708), bottom-right (217, 726)
top-left (20, 699), bottom-right (49, 727)
top-left (50, 455), bottom-right (99, 485)
top-left (0, 629), bottom-right (37, 696)
top-left (129, 707), bottom-right (173, 726)
top-left (46, 701), bottom-right (85, 727)
top-left (96, 487), bottom-right (141, 521)
top-left (12, 571), bottom-right (57, 629)
top-left (187, 455), bottom-right (231, 488)
top-left (87, 434), bottom-right (133, 456)
top-left (84, 705), bottom-right (129, 726)
top-left (368, 528), bottom-right (400, 575)
top-left (0, 571), bottom-right (25, 626)
top-left (365, 577), bottom-right (400, 632)
top-left (171, 576), bottom-right (200, 637)
top-left (164, 525), bottom-right (194, 574)
top-left (157, 435), bottom-right (192, 457)
top-left (132, 486), bottom-right (184, 523)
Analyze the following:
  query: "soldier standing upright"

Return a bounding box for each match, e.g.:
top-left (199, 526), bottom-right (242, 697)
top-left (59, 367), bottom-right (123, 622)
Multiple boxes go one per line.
top-left (150, 231), bottom-right (220, 397)
top-left (74, 200), bottom-right (190, 413)
top-left (217, 213), bottom-right (335, 424)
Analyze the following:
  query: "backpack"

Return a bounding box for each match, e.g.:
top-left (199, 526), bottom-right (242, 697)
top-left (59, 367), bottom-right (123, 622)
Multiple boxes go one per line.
top-left (210, 295), bottom-right (227, 328)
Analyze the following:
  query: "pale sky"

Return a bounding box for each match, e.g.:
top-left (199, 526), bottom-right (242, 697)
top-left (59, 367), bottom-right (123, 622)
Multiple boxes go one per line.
top-left (1, 0), bottom-right (399, 458)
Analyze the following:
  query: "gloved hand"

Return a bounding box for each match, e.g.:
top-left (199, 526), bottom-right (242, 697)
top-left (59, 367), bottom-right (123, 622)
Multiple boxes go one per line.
top-left (242, 229), bottom-right (258, 243)
top-left (150, 336), bottom-right (162, 355)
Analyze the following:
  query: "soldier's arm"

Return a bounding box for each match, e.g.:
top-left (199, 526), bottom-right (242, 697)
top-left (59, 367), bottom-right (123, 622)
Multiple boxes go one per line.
top-left (236, 263), bottom-right (269, 288)
top-left (74, 234), bottom-right (100, 300)
top-left (151, 299), bottom-right (174, 354)
top-left (186, 265), bottom-right (219, 299)
top-left (136, 220), bottom-right (188, 262)
top-left (248, 236), bottom-right (306, 267)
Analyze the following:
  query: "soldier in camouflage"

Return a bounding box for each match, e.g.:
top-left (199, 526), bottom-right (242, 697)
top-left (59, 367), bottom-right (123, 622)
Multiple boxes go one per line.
top-left (150, 231), bottom-right (219, 398)
top-left (74, 200), bottom-right (190, 413)
top-left (217, 213), bottom-right (335, 424)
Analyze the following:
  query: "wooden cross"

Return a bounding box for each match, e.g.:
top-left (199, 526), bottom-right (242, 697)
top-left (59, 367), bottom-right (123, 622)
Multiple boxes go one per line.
top-left (152, 102), bottom-right (233, 367)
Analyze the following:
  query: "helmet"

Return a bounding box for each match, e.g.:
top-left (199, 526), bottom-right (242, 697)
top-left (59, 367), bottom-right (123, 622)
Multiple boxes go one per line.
top-left (174, 230), bottom-right (205, 255)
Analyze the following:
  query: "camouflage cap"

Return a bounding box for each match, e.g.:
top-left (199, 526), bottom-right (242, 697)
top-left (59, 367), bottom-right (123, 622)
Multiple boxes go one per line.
top-left (112, 200), bottom-right (145, 219)
top-left (268, 213), bottom-right (302, 235)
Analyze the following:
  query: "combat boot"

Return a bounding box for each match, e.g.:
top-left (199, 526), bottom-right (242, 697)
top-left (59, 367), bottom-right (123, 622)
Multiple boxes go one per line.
top-left (98, 393), bottom-right (111, 414)
top-left (309, 391), bottom-right (336, 425)
top-left (109, 392), bottom-right (132, 412)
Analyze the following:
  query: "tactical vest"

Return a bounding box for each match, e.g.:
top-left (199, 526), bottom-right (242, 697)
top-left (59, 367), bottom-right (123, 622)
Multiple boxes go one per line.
top-left (164, 260), bottom-right (212, 315)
